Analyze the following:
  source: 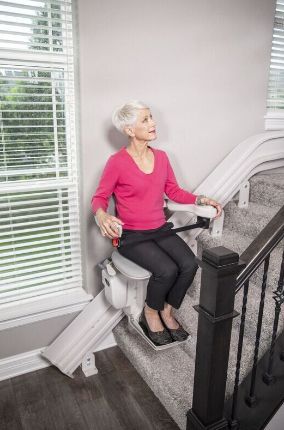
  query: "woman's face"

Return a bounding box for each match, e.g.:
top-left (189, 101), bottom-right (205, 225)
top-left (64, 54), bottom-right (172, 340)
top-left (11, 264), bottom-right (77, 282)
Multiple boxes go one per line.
top-left (129, 108), bottom-right (156, 142)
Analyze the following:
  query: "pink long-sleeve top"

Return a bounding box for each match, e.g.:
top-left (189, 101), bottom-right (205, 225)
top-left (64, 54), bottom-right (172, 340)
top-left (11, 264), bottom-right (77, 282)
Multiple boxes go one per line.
top-left (91, 146), bottom-right (198, 230)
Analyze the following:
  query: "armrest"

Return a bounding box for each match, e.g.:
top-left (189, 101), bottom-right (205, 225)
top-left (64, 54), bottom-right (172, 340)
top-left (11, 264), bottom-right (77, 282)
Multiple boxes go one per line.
top-left (166, 202), bottom-right (217, 219)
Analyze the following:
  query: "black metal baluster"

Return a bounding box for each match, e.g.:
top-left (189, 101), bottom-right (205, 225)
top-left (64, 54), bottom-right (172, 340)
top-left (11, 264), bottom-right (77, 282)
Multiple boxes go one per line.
top-left (229, 280), bottom-right (250, 430)
top-left (263, 247), bottom-right (284, 384)
top-left (246, 255), bottom-right (270, 407)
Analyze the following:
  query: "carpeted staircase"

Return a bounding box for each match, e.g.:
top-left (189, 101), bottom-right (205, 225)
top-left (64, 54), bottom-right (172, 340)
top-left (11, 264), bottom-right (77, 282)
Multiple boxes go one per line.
top-left (112, 168), bottom-right (284, 430)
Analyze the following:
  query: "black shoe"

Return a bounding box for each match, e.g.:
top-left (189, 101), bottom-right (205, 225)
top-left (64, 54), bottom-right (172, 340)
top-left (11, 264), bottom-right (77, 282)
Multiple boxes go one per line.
top-left (139, 308), bottom-right (172, 346)
top-left (158, 311), bottom-right (189, 342)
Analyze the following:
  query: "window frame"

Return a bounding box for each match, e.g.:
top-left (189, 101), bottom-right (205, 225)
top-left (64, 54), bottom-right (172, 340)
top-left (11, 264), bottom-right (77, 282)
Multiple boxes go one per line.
top-left (0, 1), bottom-right (91, 330)
top-left (265, 0), bottom-right (284, 130)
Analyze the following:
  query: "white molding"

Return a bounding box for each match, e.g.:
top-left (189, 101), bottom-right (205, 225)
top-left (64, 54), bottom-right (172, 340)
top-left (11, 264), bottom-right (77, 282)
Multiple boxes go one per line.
top-left (265, 113), bottom-right (284, 130)
top-left (0, 288), bottom-right (93, 331)
top-left (0, 331), bottom-right (117, 382)
top-left (0, 348), bottom-right (49, 382)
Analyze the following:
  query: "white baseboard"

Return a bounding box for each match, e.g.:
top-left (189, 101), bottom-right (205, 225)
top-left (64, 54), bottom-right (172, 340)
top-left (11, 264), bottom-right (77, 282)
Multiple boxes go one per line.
top-left (0, 331), bottom-right (117, 382)
top-left (0, 348), bottom-right (50, 382)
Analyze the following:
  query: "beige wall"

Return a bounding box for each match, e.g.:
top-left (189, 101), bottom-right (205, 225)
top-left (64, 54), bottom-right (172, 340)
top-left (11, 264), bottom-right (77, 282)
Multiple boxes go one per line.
top-left (0, 0), bottom-right (276, 359)
top-left (77, 0), bottom-right (276, 296)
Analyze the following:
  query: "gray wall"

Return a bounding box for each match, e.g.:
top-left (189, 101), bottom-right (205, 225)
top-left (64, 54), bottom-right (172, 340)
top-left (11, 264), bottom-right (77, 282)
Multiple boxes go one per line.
top-left (77, 0), bottom-right (276, 297)
top-left (0, 0), bottom-right (276, 359)
top-left (0, 312), bottom-right (80, 359)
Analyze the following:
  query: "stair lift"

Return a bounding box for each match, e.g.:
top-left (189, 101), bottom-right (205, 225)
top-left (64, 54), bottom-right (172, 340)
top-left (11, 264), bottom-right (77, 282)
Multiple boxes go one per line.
top-left (42, 202), bottom-right (216, 377)
top-left (99, 201), bottom-right (216, 351)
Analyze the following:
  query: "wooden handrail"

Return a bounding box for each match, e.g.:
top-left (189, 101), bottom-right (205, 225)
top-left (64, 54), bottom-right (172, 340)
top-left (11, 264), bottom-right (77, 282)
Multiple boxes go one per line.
top-left (236, 205), bottom-right (284, 294)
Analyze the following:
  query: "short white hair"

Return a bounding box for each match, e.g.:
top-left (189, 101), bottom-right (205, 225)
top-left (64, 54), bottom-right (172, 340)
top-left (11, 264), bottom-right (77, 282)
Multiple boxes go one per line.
top-left (112, 100), bottom-right (149, 134)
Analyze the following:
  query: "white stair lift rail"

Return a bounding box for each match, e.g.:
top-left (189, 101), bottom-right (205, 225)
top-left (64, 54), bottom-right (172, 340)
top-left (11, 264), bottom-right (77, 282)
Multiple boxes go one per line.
top-left (42, 130), bottom-right (284, 377)
top-left (42, 203), bottom-right (216, 377)
top-left (169, 130), bottom-right (284, 246)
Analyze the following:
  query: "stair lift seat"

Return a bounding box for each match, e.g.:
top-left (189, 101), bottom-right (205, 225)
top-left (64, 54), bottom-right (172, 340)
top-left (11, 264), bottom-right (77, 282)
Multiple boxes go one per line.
top-left (111, 250), bottom-right (151, 280)
top-left (98, 202), bottom-right (217, 351)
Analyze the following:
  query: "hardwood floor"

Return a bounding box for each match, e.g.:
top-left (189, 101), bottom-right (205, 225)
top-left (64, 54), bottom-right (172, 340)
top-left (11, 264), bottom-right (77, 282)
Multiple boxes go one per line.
top-left (0, 346), bottom-right (180, 430)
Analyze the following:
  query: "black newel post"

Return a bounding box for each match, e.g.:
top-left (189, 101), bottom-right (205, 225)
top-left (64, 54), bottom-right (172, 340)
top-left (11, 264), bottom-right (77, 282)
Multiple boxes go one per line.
top-left (187, 246), bottom-right (245, 430)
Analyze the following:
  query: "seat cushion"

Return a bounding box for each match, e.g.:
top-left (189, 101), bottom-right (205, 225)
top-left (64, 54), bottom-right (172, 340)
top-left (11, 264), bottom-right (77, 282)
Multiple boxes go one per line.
top-left (111, 250), bottom-right (151, 280)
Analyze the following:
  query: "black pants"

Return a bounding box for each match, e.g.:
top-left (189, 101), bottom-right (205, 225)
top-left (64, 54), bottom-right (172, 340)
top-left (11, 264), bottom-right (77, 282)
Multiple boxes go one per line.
top-left (117, 222), bottom-right (199, 310)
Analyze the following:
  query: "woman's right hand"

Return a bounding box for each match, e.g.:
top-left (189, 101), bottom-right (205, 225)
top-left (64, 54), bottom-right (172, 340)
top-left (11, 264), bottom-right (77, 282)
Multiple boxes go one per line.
top-left (95, 208), bottom-right (124, 239)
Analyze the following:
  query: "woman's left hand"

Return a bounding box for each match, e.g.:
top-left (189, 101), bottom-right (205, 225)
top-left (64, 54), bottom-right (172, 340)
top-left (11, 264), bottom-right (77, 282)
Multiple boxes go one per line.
top-left (202, 197), bottom-right (223, 219)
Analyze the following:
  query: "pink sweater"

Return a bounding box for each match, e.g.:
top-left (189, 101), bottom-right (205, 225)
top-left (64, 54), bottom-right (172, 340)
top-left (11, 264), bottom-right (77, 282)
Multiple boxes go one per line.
top-left (91, 146), bottom-right (198, 230)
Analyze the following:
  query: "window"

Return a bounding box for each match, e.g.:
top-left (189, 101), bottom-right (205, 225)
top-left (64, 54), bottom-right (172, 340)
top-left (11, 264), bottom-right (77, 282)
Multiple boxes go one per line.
top-left (266, 0), bottom-right (284, 129)
top-left (0, 0), bottom-right (85, 311)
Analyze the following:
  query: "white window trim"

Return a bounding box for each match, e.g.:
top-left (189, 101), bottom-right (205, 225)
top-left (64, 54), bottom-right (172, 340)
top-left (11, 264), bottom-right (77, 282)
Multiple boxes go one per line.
top-left (265, 1), bottom-right (284, 130)
top-left (0, 288), bottom-right (93, 331)
top-left (265, 112), bottom-right (284, 130)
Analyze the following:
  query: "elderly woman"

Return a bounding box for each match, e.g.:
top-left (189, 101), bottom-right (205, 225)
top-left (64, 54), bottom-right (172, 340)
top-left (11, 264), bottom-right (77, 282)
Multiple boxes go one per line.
top-left (92, 100), bottom-right (222, 346)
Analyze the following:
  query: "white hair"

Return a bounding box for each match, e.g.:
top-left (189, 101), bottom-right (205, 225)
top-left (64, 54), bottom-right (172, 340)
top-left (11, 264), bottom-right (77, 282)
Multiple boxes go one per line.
top-left (112, 100), bottom-right (149, 134)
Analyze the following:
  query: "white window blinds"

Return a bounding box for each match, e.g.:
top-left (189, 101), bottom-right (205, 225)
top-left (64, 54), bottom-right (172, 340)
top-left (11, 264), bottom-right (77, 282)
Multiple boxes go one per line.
top-left (0, 0), bottom-right (83, 304)
top-left (267, 0), bottom-right (284, 111)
